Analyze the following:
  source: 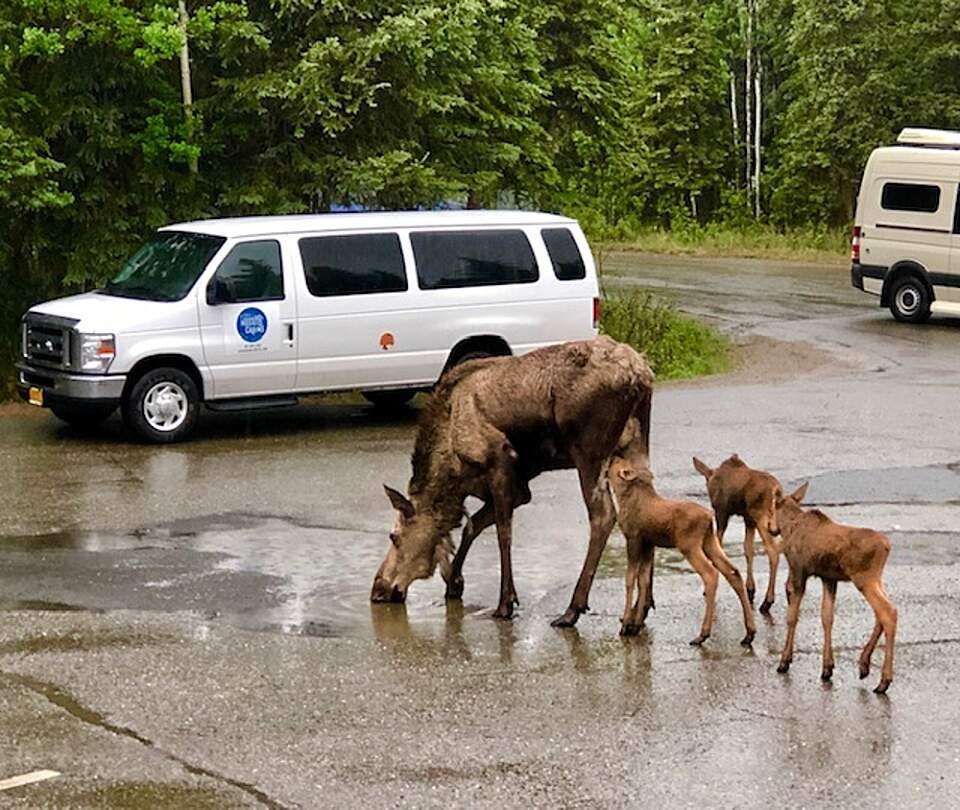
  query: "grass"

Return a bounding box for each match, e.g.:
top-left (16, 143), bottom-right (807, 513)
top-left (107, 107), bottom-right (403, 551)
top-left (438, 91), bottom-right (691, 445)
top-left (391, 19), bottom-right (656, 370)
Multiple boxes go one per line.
top-left (600, 289), bottom-right (732, 380)
top-left (596, 222), bottom-right (849, 265)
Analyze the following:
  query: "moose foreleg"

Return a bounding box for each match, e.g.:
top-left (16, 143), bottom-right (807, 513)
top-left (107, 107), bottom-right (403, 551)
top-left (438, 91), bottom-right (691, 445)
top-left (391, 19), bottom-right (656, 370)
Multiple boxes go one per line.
top-left (446, 502), bottom-right (495, 600)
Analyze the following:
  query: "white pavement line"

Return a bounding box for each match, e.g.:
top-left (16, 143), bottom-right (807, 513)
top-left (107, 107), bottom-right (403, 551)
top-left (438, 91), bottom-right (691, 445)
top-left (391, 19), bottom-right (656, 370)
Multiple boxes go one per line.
top-left (0, 769), bottom-right (61, 792)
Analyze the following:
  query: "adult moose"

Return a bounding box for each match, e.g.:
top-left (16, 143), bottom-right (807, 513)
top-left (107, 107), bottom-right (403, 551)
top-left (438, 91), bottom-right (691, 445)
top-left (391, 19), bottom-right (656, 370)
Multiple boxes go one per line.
top-left (371, 336), bottom-right (654, 626)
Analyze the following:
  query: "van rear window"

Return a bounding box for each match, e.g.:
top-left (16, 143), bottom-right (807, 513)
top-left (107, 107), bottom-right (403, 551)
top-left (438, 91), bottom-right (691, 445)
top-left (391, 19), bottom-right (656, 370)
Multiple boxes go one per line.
top-left (299, 233), bottom-right (407, 297)
top-left (881, 183), bottom-right (941, 213)
top-left (411, 230), bottom-right (538, 289)
top-left (542, 228), bottom-right (586, 280)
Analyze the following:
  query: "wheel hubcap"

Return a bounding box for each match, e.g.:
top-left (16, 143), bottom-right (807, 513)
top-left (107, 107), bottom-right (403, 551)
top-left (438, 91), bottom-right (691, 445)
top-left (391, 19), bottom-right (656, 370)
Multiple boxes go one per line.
top-left (896, 285), bottom-right (921, 316)
top-left (143, 382), bottom-right (188, 432)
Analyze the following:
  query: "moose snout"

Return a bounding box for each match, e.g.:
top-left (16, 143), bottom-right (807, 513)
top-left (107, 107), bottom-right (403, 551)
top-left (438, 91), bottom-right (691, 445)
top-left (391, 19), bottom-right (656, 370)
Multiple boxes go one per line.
top-left (371, 576), bottom-right (406, 603)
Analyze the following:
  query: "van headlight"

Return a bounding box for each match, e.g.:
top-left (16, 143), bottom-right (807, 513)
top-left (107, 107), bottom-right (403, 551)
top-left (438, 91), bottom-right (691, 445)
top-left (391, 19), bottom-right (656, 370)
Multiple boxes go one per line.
top-left (79, 333), bottom-right (116, 372)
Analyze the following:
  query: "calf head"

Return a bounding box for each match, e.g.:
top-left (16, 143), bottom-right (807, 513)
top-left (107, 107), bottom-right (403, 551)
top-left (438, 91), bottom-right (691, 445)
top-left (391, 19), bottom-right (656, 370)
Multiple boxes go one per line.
top-left (371, 485), bottom-right (453, 603)
top-left (774, 482), bottom-right (809, 533)
top-left (608, 458), bottom-right (655, 499)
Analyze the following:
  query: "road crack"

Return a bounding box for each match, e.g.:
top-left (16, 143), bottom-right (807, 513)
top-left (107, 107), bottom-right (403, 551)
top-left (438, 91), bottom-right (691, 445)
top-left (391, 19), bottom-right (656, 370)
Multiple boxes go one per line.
top-left (0, 670), bottom-right (290, 809)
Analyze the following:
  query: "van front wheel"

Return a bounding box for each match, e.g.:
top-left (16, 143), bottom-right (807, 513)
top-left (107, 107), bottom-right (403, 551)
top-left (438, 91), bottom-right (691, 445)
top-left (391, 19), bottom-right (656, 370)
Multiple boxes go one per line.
top-left (889, 276), bottom-right (931, 323)
top-left (123, 367), bottom-right (200, 443)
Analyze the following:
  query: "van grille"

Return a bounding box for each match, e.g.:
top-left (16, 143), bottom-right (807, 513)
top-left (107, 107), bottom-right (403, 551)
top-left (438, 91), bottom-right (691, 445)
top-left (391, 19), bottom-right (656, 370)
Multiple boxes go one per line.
top-left (22, 314), bottom-right (79, 370)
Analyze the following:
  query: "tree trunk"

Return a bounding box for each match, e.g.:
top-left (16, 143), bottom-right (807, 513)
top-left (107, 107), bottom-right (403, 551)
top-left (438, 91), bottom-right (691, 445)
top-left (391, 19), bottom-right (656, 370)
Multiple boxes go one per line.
top-left (178, 0), bottom-right (198, 175)
top-left (754, 63), bottom-right (762, 218)
top-left (744, 0), bottom-right (753, 200)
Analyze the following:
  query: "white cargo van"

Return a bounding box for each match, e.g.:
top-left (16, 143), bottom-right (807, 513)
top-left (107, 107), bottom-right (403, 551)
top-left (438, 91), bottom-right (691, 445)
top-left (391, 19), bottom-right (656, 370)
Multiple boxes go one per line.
top-left (17, 211), bottom-right (599, 442)
top-left (851, 127), bottom-right (960, 322)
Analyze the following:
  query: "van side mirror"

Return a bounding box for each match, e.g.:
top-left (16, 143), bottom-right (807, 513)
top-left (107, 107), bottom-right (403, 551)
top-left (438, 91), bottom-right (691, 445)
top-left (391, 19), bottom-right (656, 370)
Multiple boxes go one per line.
top-left (206, 276), bottom-right (235, 305)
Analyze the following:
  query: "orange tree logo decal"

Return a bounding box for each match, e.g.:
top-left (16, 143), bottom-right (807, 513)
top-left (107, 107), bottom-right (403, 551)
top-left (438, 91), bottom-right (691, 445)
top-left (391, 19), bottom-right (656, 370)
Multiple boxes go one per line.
top-left (379, 332), bottom-right (395, 351)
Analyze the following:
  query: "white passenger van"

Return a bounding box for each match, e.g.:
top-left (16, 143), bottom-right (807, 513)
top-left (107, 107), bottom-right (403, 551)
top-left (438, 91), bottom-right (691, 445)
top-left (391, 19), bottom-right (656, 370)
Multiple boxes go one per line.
top-left (851, 127), bottom-right (960, 322)
top-left (17, 211), bottom-right (599, 442)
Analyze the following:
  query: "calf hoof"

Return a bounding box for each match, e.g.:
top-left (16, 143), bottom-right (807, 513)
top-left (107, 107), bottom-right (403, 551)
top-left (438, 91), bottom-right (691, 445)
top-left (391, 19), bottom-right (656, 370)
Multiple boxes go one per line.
top-left (821, 666), bottom-right (834, 682)
top-left (445, 577), bottom-right (465, 600)
top-left (874, 679), bottom-right (891, 695)
top-left (689, 633), bottom-right (709, 646)
top-left (741, 630), bottom-right (756, 647)
top-left (777, 660), bottom-right (791, 674)
top-left (551, 609), bottom-right (581, 628)
top-left (759, 599), bottom-right (773, 615)
top-left (491, 604), bottom-right (514, 620)
top-left (620, 623), bottom-right (641, 637)
top-left (859, 662), bottom-right (871, 680)
top-left (746, 586), bottom-right (756, 604)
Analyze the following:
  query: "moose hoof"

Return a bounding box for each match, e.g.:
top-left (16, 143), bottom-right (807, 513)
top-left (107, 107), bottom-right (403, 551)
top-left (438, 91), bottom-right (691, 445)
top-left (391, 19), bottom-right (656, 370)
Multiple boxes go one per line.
top-left (741, 630), bottom-right (756, 647)
top-left (777, 661), bottom-right (791, 674)
top-left (551, 609), bottom-right (581, 628)
top-left (445, 577), bottom-right (465, 600)
top-left (759, 599), bottom-right (773, 615)
top-left (746, 586), bottom-right (756, 604)
top-left (874, 679), bottom-right (891, 695)
top-left (821, 666), bottom-right (834, 682)
top-left (859, 663), bottom-right (871, 680)
top-left (620, 623), bottom-right (641, 637)
top-left (689, 634), bottom-right (708, 646)
top-left (492, 605), bottom-right (515, 620)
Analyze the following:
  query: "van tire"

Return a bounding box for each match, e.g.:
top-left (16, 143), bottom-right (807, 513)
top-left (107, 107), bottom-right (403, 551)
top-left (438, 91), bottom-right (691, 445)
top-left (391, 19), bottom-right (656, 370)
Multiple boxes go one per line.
top-left (363, 389), bottom-right (416, 410)
top-left (888, 275), bottom-right (931, 323)
top-left (122, 367), bottom-right (200, 443)
top-left (49, 401), bottom-right (116, 430)
top-left (451, 350), bottom-right (495, 367)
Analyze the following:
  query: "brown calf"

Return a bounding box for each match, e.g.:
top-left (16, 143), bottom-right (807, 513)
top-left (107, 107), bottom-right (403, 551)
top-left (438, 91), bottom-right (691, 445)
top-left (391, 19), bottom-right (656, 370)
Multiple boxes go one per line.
top-left (775, 483), bottom-right (897, 694)
top-left (609, 459), bottom-right (756, 647)
top-left (693, 454), bottom-right (782, 613)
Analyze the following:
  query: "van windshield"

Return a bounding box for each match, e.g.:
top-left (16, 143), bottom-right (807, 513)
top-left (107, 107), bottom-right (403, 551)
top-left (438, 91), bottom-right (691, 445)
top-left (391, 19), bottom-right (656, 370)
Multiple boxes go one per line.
top-left (101, 231), bottom-right (226, 301)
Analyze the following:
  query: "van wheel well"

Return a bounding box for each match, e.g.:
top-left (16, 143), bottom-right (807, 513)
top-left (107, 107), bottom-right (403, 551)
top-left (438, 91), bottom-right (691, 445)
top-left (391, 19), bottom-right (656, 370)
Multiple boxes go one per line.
top-left (881, 263), bottom-right (933, 307)
top-left (123, 355), bottom-right (205, 402)
top-left (444, 336), bottom-right (512, 371)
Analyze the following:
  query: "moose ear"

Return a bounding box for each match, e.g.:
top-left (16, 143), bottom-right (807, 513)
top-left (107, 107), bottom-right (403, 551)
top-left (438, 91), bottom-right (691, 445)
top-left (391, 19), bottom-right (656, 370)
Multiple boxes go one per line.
top-left (790, 482), bottom-right (809, 503)
top-left (692, 457), bottom-right (713, 479)
top-left (618, 465), bottom-right (638, 481)
top-left (383, 485), bottom-right (415, 519)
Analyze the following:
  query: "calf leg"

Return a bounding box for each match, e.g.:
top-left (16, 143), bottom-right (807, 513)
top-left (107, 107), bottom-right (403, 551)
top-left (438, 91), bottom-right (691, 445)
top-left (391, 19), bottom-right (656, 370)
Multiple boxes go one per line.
top-left (621, 543), bottom-right (653, 636)
top-left (743, 522), bottom-right (757, 604)
top-left (820, 579), bottom-right (838, 680)
top-left (446, 502), bottom-right (495, 599)
top-left (704, 531), bottom-right (756, 645)
top-left (778, 576), bottom-right (806, 673)
top-left (684, 544), bottom-right (720, 646)
top-left (859, 579), bottom-right (897, 694)
top-left (757, 523), bottom-right (780, 614)
top-left (552, 456), bottom-right (617, 628)
top-left (490, 461), bottom-right (519, 620)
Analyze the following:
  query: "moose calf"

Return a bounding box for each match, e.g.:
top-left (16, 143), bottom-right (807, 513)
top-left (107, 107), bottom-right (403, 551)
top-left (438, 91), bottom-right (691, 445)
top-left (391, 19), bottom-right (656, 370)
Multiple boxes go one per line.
top-left (774, 483), bottom-right (897, 694)
top-left (609, 459), bottom-right (756, 647)
top-left (693, 454), bottom-right (782, 613)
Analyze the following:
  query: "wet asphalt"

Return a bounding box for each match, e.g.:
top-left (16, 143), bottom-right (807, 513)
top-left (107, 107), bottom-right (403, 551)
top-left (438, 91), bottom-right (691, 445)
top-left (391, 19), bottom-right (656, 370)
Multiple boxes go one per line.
top-left (1, 253), bottom-right (959, 807)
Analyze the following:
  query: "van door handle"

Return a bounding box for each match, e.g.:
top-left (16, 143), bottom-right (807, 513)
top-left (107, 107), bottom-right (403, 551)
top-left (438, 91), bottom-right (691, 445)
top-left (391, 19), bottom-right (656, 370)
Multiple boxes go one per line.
top-left (284, 322), bottom-right (294, 344)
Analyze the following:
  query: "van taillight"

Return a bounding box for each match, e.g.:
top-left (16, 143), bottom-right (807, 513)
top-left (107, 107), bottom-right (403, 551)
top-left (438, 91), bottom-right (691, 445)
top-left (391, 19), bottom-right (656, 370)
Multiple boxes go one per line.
top-left (850, 225), bottom-right (861, 263)
top-left (593, 297), bottom-right (601, 329)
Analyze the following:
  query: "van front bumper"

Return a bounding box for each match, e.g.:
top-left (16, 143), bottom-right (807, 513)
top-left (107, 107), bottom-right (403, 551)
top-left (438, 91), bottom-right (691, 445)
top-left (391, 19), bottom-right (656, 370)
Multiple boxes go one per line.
top-left (16, 363), bottom-right (126, 404)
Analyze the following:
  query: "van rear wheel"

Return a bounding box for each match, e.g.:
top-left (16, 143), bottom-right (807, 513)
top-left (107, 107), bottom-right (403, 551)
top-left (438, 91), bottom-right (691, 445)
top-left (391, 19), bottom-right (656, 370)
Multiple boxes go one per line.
top-left (889, 276), bottom-right (931, 323)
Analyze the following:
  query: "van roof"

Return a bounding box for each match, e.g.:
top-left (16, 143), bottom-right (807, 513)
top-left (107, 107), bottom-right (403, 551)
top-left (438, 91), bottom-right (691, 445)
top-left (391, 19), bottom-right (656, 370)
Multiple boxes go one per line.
top-left (161, 210), bottom-right (576, 238)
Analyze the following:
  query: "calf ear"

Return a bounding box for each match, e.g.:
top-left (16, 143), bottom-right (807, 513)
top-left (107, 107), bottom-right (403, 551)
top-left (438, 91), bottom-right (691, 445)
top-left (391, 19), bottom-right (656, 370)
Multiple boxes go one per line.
top-left (618, 465), bottom-right (638, 481)
top-left (692, 457), bottom-right (713, 479)
top-left (383, 485), bottom-right (415, 519)
top-left (790, 482), bottom-right (809, 503)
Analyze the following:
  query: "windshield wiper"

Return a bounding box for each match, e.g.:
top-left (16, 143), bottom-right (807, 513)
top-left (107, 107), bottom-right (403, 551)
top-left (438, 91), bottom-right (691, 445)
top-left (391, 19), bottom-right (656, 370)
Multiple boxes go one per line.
top-left (101, 283), bottom-right (173, 301)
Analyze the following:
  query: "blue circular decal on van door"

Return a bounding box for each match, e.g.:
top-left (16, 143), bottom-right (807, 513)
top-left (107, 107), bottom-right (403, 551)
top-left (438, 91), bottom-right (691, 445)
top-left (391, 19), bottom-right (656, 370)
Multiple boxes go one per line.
top-left (237, 307), bottom-right (268, 343)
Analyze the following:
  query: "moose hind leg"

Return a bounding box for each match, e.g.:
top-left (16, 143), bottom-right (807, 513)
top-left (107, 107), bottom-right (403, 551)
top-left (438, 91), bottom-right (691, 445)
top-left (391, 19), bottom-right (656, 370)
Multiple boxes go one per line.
top-left (704, 531), bottom-right (756, 645)
top-left (685, 544), bottom-right (720, 646)
top-left (552, 454), bottom-right (616, 628)
top-left (743, 522), bottom-right (757, 604)
top-left (860, 579), bottom-right (897, 694)
top-left (757, 523), bottom-right (780, 614)
top-left (820, 579), bottom-right (838, 681)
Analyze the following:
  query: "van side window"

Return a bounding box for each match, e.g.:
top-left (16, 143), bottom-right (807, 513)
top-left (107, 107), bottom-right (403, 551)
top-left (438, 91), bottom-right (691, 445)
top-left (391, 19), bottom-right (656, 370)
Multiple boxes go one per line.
top-left (881, 183), bottom-right (941, 213)
top-left (299, 234), bottom-right (407, 297)
top-left (411, 230), bottom-right (538, 289)
top-left (214, 240), bottom-right (283, 302)
top-left (542, 228), bottom-right (586, 280)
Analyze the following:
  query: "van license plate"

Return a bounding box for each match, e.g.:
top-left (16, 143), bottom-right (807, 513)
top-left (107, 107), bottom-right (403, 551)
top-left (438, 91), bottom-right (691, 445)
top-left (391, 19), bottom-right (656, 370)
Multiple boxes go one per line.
top-left (28, 387), bottom-right (43, 407)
